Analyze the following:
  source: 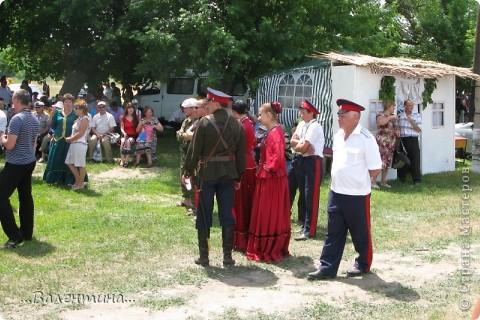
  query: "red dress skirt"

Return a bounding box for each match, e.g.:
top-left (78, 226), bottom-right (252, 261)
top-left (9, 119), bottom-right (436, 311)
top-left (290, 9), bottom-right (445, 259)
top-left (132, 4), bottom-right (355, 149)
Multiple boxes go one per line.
top-left (233, 116), bottom-right (257, 251)
top-left (246, 125), bottom-right (291, 263)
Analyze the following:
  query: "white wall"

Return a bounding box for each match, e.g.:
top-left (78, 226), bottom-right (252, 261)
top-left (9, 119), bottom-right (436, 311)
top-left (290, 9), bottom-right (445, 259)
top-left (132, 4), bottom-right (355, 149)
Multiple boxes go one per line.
top-left (331, 65), bottom-right (456, 177)
top-left (419, 75), bottom-right (456, 174)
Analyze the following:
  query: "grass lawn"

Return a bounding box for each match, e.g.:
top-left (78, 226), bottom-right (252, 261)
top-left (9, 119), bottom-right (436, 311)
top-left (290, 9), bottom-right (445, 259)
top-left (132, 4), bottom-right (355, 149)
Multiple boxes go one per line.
top-left (0, 133), bottom-right (478, 320)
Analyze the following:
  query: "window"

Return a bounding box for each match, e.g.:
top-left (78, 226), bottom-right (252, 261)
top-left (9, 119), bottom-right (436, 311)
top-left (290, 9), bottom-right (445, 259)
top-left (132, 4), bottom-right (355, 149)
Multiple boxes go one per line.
top-left (167, 78), bottom-right (195, 94)
top-left (369, 100), bottom-right (384, 130)
top-left (432, 102), bottom-right (444, 128)
top-left (197, 79), bottom-right (248, 97)
top-left (277, 74), bottom-right (313, 109)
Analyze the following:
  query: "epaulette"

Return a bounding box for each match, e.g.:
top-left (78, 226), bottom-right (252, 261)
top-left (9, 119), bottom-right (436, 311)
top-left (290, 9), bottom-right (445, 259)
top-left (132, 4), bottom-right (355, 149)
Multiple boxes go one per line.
top-left (360, 127), bottom-right (372, 138)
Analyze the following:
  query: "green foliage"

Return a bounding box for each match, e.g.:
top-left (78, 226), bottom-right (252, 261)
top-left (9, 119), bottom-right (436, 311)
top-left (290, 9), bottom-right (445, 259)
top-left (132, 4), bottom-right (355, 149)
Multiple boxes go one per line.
top-left (388, 0), bottom-right (477, 67)
top-left (0, 0), bottom-right (478, 96)
top-left (379, 76), bottom-right (397, 101)
top-left (422, 78), bottom-right (438, 109)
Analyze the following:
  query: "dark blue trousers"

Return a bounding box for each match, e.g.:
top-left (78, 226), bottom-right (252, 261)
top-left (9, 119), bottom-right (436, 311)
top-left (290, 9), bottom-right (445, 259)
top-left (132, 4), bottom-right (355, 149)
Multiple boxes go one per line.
top-left (319, 191), bottom-right (373, 276)
top-left (288, 155), bottom-right (322, 237)
top-left (196, 179), bottom-right (235, 230)
top-left (0, 161), bottom-right (36, 241)
top-left (398, 137), bottom-right (421, 183)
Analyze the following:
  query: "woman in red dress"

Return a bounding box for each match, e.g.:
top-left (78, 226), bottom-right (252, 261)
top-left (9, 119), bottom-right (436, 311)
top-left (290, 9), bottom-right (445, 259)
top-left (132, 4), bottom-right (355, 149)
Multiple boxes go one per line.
top-left (247, 102), bottom-right (291, 263)
top-left (231, 100), bottom-right (257, 251)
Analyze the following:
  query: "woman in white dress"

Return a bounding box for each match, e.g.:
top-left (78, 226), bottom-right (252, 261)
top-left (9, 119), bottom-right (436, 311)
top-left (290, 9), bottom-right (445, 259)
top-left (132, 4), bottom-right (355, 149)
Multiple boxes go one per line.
top-left (65, 100), bottom-right (90, 190)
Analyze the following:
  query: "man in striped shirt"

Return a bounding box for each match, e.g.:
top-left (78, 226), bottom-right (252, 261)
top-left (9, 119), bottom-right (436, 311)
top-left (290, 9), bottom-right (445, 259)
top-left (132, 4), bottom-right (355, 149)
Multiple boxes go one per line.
top-left (397, 99), bottom-right (422, 185)
top-left (0, 89), bottom-right (39, 249)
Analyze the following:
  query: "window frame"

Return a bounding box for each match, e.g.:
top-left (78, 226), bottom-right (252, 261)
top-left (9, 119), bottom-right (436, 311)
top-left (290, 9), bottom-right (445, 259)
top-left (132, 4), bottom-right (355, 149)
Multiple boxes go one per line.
top-left (277, 73), bottom-right (314, 109)
top-left (431, 101), bottom-right (445, 128)
top-left (369, 99), bottom-right (384, 131)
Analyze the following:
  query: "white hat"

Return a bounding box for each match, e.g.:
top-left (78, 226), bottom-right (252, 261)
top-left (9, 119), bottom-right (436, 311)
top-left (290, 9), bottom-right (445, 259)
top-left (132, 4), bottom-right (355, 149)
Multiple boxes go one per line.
top-left (53, 101), bottom-right (64, 109)
top-left (131, 99), bottom-right (138, 104)
top-left (34, 101), bottom-right (45, 107)
top-left (97, 100), bottom-right (106, 106)
top-left (181, 98), bottom-right (198, 108)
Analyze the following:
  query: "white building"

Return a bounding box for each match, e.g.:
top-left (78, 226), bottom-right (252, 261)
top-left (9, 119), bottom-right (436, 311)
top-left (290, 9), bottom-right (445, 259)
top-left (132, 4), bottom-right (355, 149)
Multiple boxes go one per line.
top-left (255, 52), bottom-right (480, 175)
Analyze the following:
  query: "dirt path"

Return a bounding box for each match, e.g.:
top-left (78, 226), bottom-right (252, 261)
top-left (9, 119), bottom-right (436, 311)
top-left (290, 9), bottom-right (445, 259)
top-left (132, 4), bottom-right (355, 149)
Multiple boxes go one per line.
top-left (61, 245), bottom-right (464, 319)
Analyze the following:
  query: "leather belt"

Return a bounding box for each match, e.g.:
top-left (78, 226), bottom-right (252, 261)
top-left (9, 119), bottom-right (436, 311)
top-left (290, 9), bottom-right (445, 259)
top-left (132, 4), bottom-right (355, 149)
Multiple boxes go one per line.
top-left (208, 155), bottom-right (234, 162)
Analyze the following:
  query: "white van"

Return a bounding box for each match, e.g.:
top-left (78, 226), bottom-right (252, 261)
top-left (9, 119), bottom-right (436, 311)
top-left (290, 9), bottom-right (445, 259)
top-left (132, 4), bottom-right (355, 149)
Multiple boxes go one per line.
top-left (135, 76), bottom-right (249, 121)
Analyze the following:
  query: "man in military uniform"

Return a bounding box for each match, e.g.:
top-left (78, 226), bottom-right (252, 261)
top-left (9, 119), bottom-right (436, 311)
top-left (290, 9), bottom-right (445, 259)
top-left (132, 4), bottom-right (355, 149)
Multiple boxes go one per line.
top-left (289, 99), bottom-right (325, 241)
top-left (183, 87), bottom-right (246, 267)
top-left (308, 99), bottom-right (381, 280)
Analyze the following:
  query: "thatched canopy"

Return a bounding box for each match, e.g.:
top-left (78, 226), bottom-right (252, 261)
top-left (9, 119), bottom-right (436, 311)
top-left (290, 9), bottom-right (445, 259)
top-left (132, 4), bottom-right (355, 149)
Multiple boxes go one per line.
top-left (310, 52), bottom-right (480, 82)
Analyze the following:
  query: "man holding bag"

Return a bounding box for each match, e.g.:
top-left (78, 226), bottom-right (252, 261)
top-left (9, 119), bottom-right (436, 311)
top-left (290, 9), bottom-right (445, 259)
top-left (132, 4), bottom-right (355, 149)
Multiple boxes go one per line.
top-left (397, 99), bottom-right (422, 185)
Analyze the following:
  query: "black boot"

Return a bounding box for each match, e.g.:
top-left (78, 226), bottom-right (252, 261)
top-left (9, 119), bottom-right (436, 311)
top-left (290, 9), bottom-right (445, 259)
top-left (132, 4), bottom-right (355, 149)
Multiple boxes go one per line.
top-left (222, 226), bottom-right (235, 266)
top-left (194, 228), bottom-right (209, 266)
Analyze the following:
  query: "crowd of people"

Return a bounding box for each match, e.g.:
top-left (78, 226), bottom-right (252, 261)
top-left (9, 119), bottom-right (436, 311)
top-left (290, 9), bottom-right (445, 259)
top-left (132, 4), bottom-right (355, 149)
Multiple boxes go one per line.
top-left (0, 77), bottom-right (425, 284)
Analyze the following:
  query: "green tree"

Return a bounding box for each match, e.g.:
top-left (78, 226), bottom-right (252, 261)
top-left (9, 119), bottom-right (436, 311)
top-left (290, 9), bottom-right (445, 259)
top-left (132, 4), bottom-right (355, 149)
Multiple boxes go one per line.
top-left (386, 0), bottom-right (477, 67)
top-left (0, 0), bottom-right (128, 95)
top-left (0, 0), bottom-right (407, 96)
top-left (121, 0), bottom-right (399, 93)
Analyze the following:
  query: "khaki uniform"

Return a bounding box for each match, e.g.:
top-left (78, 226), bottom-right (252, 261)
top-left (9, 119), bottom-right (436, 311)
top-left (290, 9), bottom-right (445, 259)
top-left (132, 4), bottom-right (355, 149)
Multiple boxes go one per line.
top-left (185, 108), bottom-right (245, 181)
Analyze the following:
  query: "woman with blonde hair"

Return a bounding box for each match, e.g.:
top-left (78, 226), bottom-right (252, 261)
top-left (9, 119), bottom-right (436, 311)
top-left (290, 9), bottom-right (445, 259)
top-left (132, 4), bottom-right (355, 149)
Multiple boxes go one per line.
top-left (373, 100), bottom-right (400, 188)
top-left (65, 100), bottom-right (90, 190)
top-left (246, 102), bottom-right (291, 263)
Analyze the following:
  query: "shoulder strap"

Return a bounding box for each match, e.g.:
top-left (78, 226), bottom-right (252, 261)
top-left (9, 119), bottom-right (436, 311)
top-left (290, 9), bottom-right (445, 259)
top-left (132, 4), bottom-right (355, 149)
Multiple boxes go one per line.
top-left (205, 114), bottom-right (231, 150)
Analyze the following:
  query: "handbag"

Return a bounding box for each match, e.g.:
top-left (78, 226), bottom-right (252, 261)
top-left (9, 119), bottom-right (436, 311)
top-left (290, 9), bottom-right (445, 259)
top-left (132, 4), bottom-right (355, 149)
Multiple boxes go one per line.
top-left (92, 140), bottom-right (103, 162)
top-left (392, 139), bottom-right (410, 169)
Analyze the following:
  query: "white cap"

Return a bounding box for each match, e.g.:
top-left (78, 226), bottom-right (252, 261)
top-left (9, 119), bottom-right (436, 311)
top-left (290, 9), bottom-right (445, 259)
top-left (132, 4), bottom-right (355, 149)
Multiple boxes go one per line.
top-left (132, 99), bottom-right (138, 104)
top-left (97, 100), bottom-right (106, 106)
top-left (181, 98), bottom-right (198, 108)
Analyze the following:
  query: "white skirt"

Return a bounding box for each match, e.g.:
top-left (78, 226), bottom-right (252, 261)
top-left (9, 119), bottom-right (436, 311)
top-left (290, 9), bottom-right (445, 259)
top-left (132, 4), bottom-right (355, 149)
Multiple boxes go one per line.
top-left (65, 143), bottom-right (88, 167)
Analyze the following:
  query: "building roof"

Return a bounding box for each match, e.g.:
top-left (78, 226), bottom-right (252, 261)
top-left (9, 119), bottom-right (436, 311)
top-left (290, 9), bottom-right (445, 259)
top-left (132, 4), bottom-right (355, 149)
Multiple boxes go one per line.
top-left (258, 59), bottom-right (330, 78)
top-left (310, 51), bottom-right (480, 82)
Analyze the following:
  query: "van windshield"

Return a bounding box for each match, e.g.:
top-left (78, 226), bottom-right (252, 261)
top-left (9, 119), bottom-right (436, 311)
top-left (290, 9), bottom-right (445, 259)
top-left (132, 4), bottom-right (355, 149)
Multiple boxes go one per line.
top-left (167, 78), bottom-right (195, 94)
top-left (197, 79), bottom-right (248, 96)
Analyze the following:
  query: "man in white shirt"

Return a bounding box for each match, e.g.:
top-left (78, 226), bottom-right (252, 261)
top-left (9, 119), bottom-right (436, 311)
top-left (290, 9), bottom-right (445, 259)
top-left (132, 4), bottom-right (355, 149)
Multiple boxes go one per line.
top-left (88, 100), bottom-right (116, 163)
top-left (289, 99), bottom-right (325, 241)
top-left (308, 99), bottom-right (381, 280)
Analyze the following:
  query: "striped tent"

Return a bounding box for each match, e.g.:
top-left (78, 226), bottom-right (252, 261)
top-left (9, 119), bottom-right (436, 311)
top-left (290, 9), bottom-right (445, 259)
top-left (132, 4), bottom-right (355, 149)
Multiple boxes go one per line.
top-left (255, 60), bottom-right (333, 148)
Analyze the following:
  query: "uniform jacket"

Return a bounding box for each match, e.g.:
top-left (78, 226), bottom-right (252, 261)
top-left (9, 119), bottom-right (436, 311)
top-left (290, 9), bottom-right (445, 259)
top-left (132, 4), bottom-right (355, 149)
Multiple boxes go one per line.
top-left (185, 108), bottom-right (246, 181)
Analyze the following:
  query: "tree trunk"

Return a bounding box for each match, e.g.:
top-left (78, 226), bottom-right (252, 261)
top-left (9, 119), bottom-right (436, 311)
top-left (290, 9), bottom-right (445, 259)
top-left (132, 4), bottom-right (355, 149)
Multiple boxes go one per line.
top-left (59, 69), bottom-right (88, 97)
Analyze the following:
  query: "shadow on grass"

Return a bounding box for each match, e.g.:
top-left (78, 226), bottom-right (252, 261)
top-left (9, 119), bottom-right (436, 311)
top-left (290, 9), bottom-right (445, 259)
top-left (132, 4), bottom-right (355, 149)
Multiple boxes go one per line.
top-left (336, 272), bottom-right (421, 302)
top-left (204, 264), bottom-right (278, 288)
top-left (14, 238), bottom-right (56, 258)
top-left (32, 177), bottom-right (102, 197)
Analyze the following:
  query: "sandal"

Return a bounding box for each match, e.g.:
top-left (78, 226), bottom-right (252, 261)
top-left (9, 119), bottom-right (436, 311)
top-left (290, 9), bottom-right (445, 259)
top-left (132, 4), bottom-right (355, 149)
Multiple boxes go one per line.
top-left (371, 184), bottom-right (380, 189)
top-left (381, 183), bottom-right (391, 188)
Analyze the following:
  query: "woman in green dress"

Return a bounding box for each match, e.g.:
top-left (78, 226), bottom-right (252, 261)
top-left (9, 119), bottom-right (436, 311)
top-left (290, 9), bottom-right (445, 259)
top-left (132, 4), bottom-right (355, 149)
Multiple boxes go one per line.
top-left (43, 94), bottom-right (78, 185)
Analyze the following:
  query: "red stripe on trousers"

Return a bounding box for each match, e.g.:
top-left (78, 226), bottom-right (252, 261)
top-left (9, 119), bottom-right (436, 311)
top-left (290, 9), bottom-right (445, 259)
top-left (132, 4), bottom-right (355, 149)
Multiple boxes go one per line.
top-left (309, 158), bottom-right (321, 237)
top-left (364, 193), bottom-right (373, 272)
